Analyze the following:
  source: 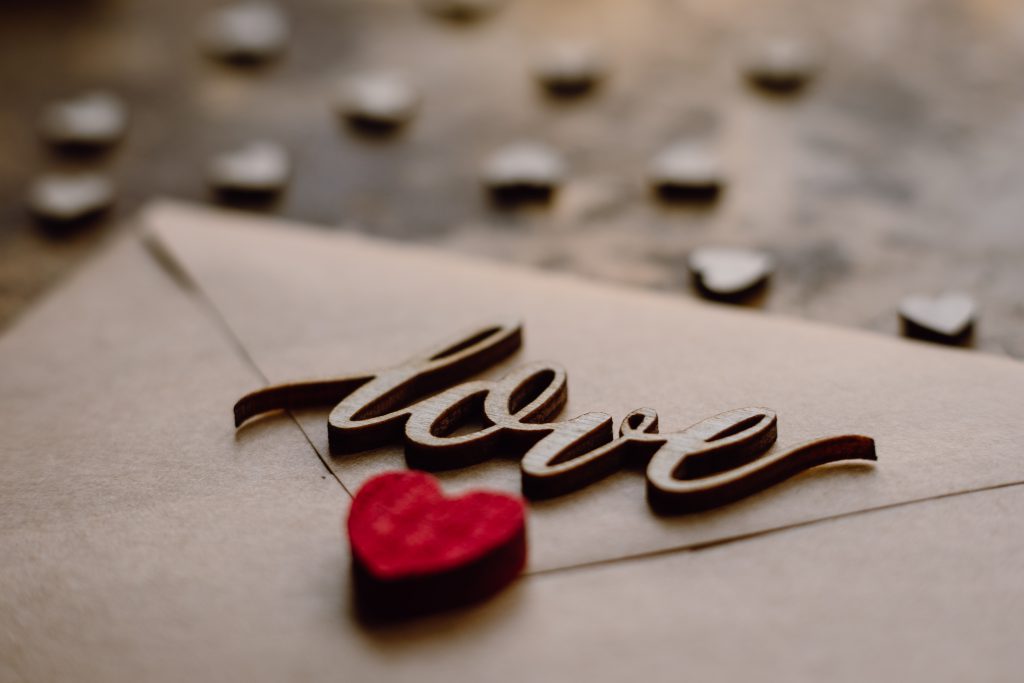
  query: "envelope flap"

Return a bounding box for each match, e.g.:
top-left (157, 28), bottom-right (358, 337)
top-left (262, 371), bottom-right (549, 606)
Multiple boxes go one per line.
top-left (144, 200), bottom-right (1024, 571)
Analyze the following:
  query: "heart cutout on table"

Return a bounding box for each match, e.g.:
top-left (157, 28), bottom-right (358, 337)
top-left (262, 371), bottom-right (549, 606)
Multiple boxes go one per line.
top-left (649, 143), bottom-right (724, 202)
top-left (337, 74), bottom-right (419, 134)
top-left (482, 142), bottom-right (566, 207)
top-left (688, 246), bottom-right (773, 302)
top-left (208, 141), bottom-right (290, 197)
top-left (744, 39), bottom-right (818, 94)
top-left (201, 1), bottom-right (289, 64)
top-left (533, 43), bottom-right (606, 97)
top-left (899, 292), bottom-right (976, 345)
top-left (347, 470), bottom-right (527, 620)
top-left (29, 174), bottom-right (115, 229)
top-left (41, 91), bottom-right (127, 150)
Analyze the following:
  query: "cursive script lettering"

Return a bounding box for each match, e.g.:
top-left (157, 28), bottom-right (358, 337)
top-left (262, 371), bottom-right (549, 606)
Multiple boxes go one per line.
top-left (234, 321), bottom-right (876, 513)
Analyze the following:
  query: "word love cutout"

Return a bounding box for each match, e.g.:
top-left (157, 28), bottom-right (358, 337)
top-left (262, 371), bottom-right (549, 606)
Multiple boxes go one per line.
top-left (234, 321), bottom-right (876, 513)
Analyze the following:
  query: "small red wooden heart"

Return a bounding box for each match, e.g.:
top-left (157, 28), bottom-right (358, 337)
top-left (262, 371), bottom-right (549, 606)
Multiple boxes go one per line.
top-left (347, 470), bottom-right (527, 620)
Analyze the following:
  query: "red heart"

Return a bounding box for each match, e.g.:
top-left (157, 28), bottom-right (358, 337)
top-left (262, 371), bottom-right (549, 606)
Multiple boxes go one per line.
top-left (347, 470), bottom-right (527, 619)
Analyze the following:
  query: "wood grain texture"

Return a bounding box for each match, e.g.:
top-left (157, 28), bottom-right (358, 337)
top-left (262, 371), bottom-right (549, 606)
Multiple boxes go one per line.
top-left (235, 321), bottom-right (875, 512)
top-left (233, 320), bottom-right (522, 428)
top-left (2, 0), bottom-right (1024, 360)
top-left (146, 200), bottom-right (1024, 571)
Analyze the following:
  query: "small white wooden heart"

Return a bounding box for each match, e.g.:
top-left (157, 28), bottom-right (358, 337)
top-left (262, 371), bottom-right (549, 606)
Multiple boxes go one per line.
top-left (337, 74), bottom-right (419, 128)
top-left (28, 174), bottom-right (115, 222)
top-left (208, 141), bottom-right (290, 193)
top-left (40, 92), bottom-right (127, 147)
top-left (688, 247), bottom-right (773, 298)
top-left (744, 38), bottom-right (817, 92)
top-left (649, 143), bottom-right (723, 195)
top-left (899, 292), bottom-right (976, 338)
top-left (202, 1), bottom-right (289, 62)
top-left (483, 142), bottom-right (566, 189)
top-left (533, 43), bottom-right (606, 95)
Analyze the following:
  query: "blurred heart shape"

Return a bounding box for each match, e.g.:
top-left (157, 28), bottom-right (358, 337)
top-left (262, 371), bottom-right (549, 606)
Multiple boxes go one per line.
top-left (40, 91), bottom-right (127, 148)
top-left (899, 292), bottom-right (976, 343)
top-left (688, 246), bottom-right (773, 301)
top-left (28, 173), bottom-right (115, 224)
top-left (208, 141), bottom-right (290, 194)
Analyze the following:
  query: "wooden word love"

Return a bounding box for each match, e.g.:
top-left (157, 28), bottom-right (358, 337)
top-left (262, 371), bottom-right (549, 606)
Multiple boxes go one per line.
top-left (234, 321), bottom-right (876, 513)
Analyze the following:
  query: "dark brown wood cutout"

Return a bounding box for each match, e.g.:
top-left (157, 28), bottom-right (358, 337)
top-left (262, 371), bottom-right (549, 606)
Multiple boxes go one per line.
top-left (234, 321), bottom-right (876, 512)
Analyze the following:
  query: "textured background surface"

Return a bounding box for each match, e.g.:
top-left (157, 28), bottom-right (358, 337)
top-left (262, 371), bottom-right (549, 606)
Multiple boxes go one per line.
top-left (1, 0), bottom-right (1022, 356)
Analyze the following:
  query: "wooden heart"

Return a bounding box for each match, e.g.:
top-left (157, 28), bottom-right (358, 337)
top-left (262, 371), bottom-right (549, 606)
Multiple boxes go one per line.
top-left (40, 91), bottom-right (127, 149)
top-left (899, 292), bottom-right (976, 344)
top-left (347, 470), bottom-right (526, 620)
top-left (28, 173), bottom-right (115, 226)
top-left (533, 43), bottom-right (606, 97)
top-left (337, 74), bottom-right (419, 134)
top-left (649, 143), bottom-right (724, 202)
top-left (688, 247), bottom-right (773, 301)
top-left (201, 1), bottom-right (289, 64)
top-left (208, 141), bottom-right (290, 196)
top-left (744, 39), bottom-right (817, 93)
top-left (482, 142), bottom-right (565, 206)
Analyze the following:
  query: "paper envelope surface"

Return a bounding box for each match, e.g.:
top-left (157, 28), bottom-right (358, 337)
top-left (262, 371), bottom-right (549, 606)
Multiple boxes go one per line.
top-left (0, 236), bottom-right (346, 681)
top-left (146, 200), bottom-right (1024, 572)
top-left (1, 203), bottom-right (1022, 682)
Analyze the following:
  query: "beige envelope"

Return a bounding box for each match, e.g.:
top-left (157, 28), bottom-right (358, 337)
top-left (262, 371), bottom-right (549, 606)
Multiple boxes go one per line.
top-left (145, 200), bottom-right (1024, 572)
top-left (0, 235), bottom-right (346, 682)
top-left (1, 203), bottom-right (1022, 682)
